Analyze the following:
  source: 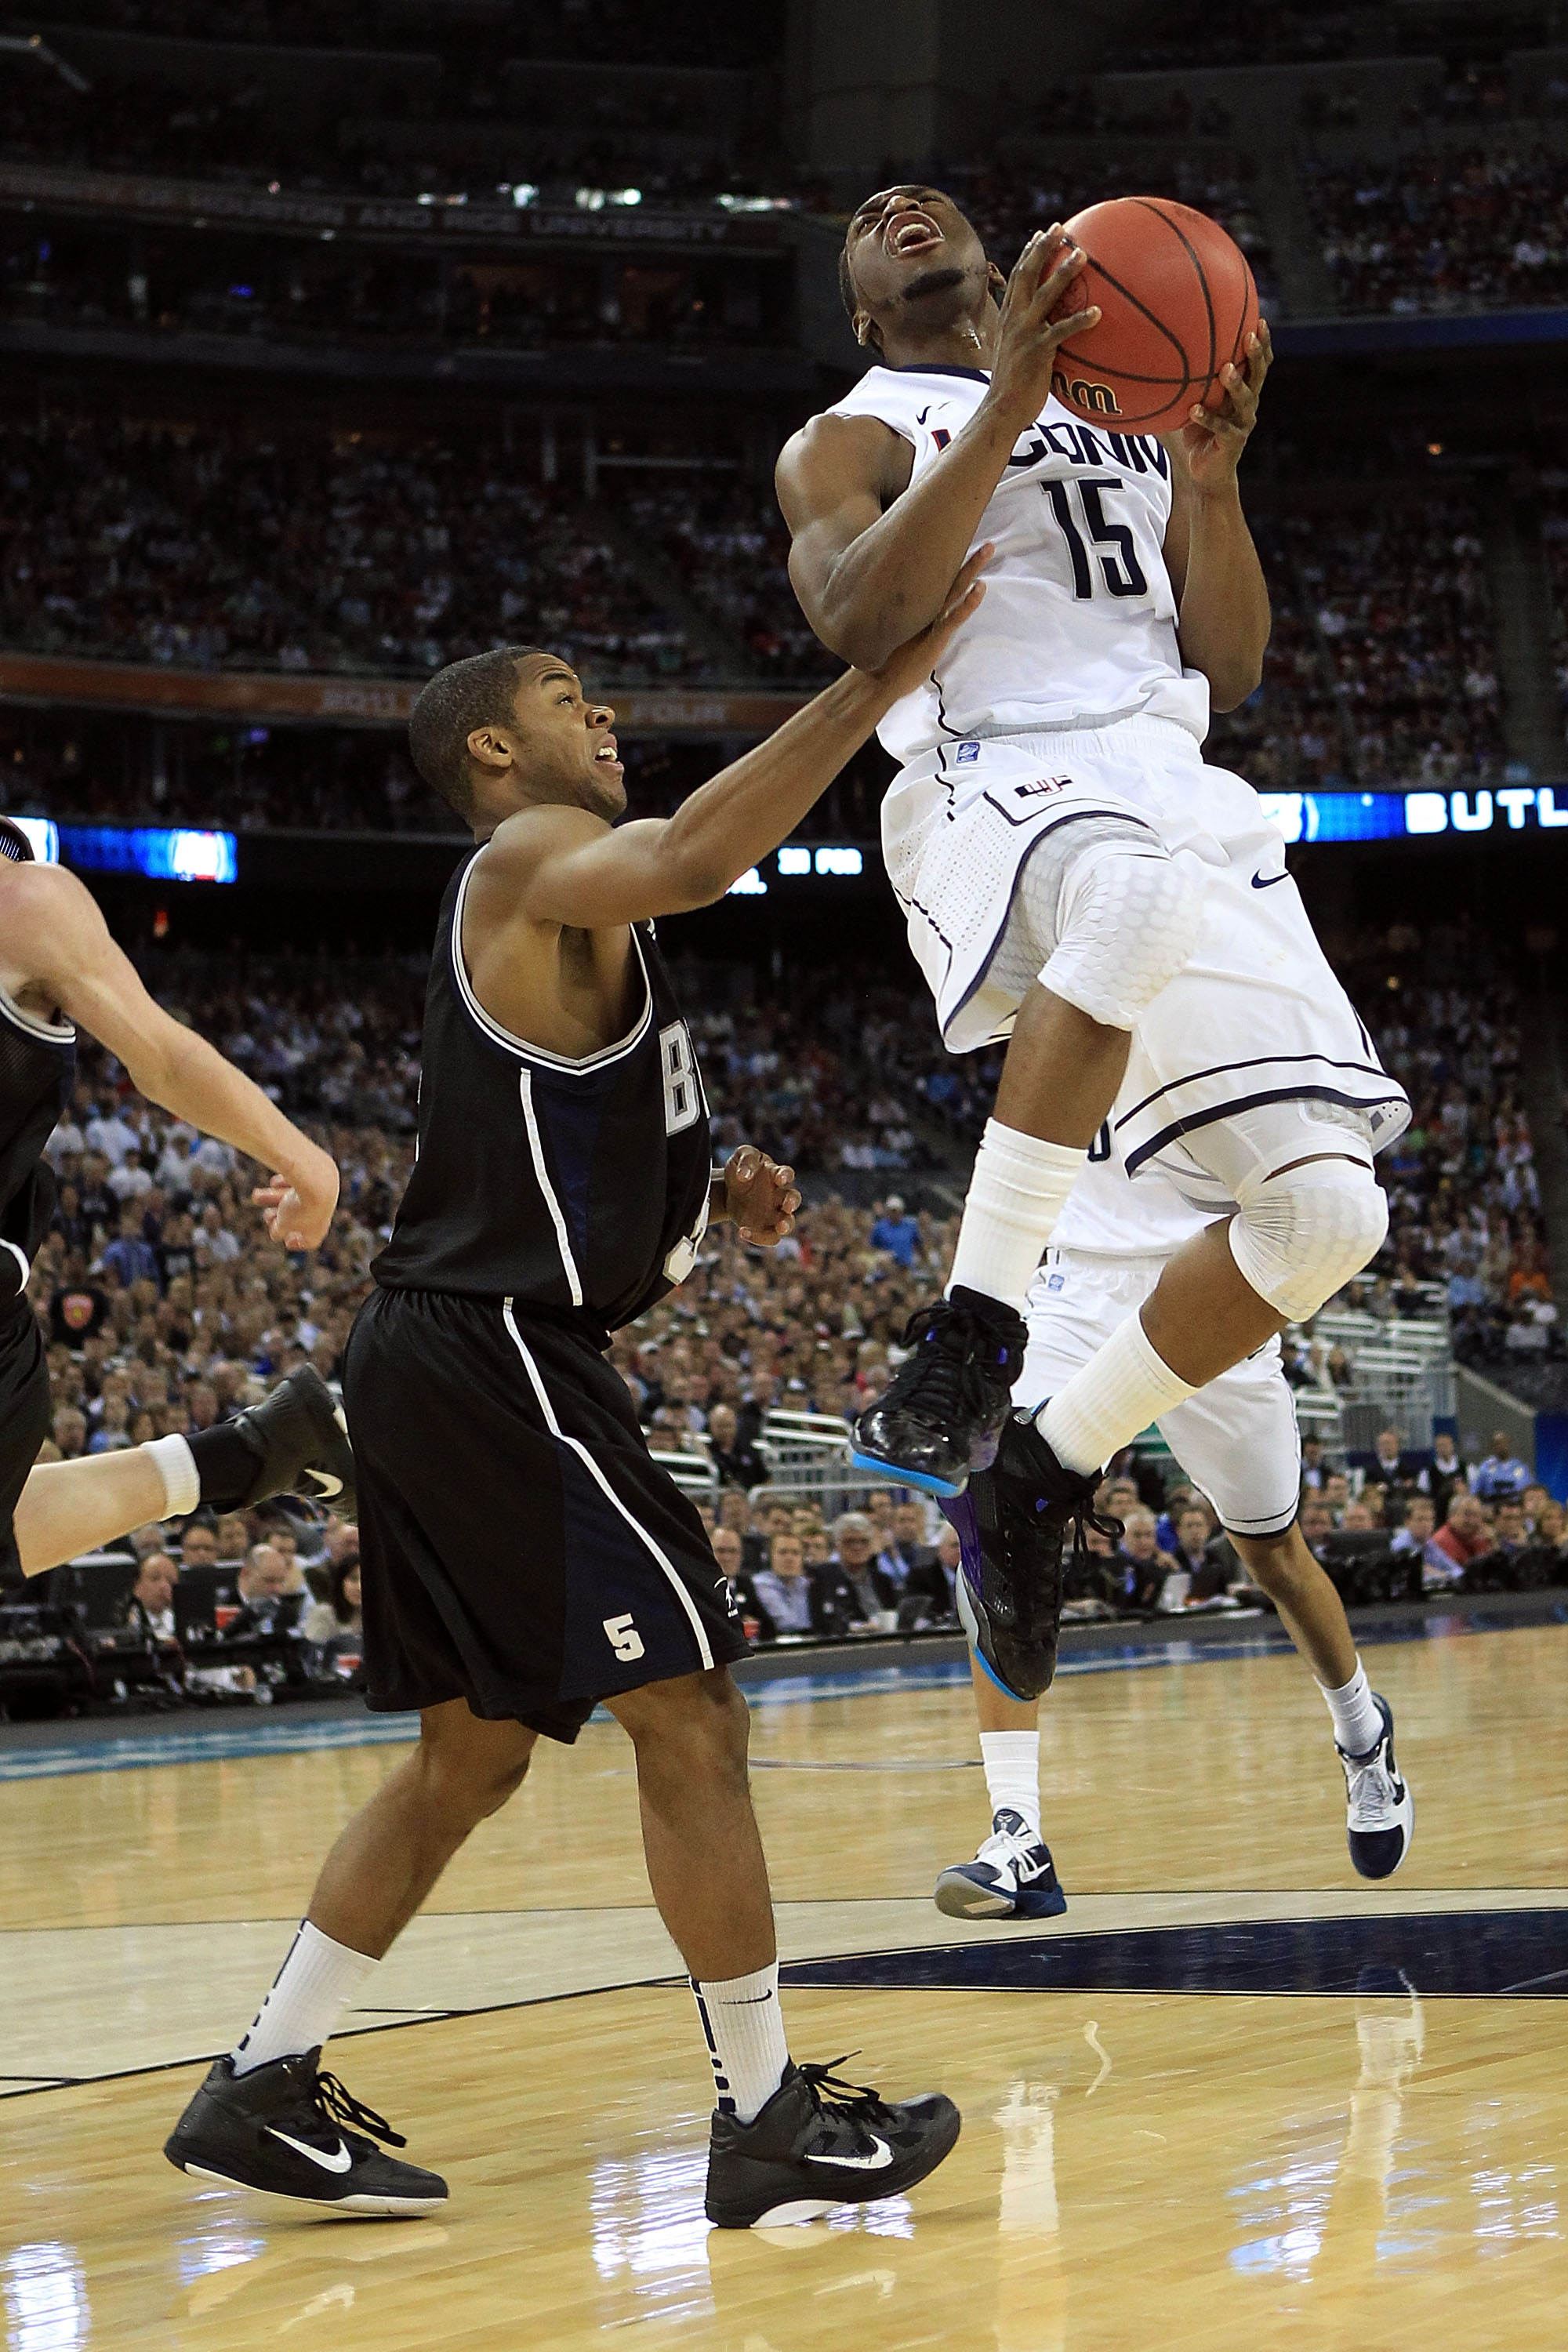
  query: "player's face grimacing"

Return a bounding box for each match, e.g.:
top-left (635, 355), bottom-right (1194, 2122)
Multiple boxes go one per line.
top-left (507, 651), bottom-right (626, 818)
top-left (844, 185), bottom-right (991, 340)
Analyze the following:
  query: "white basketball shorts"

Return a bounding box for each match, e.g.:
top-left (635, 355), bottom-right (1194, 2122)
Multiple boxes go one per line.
top-left (882, 717), bottom-right (1410, 1207)
top-left (1021, 1247), bottom-right (1302, 1537)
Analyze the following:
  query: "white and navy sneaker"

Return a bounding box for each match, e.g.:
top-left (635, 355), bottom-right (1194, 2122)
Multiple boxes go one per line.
top-left (933, 1808), bottom-right (1069, 1921)
top-left (705, 2057), bottom-right (960, 2228)
top-left (1338, 1694), bottom-right (1414, 1880)
top-left (164, 2046), bottom-right (446, 2216)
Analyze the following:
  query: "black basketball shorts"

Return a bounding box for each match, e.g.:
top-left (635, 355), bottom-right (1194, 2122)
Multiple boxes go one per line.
top-left (343, 1287), bottom-right (745, 1743)
top-left (0, 1301), bottom-right (50, 1581)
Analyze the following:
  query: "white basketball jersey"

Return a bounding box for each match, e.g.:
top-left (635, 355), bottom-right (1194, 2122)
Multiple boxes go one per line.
top-left (824, 363), bottom-right (1210, 764)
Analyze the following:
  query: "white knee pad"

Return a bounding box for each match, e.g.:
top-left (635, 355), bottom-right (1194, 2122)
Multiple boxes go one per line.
top-left (1039, 844), bottom-right (1209, 1031)
top-left (1229, 1155), bottom-right (1389, 1324)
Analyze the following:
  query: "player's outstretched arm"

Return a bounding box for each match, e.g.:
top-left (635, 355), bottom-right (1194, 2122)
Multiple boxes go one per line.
top-left (776, 230), bottom-right (1097, 671)
top-left (1160, 322), bottom-right (1272, 711)
top-left (5, 863), bottom-right (339, 1247)
top-left (488, 550), bottom-right (989, 934)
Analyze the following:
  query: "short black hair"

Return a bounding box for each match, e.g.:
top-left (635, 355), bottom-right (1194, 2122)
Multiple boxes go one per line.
top-left (407, 644), bottom-right (549, 818)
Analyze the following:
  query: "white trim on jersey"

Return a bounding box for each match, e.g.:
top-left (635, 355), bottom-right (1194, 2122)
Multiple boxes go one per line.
top-left (517, 1069), bottom-right (584, 1307)
top-left (0, 983), bottom-right (74, 1046)
top-left (500, 1299), bottom-right (715, 1673)
top-left (449, 856), bottom-right (653, 1073)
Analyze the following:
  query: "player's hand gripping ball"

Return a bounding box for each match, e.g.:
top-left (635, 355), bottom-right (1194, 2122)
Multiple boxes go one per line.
top-left (1045, 196), bottom-right (1261, 435)
top-left (723, 1145), bottom-right (800, 1248)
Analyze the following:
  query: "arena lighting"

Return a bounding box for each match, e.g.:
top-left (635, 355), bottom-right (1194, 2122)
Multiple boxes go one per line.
top-left (1258, 788), bottom-right (1568, 844)
top-left (56, 826), bottom-right (238, 884)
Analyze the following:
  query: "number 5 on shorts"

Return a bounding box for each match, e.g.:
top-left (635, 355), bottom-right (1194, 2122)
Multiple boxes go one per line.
top-left (604, 1612), bottom-right (645, 1661)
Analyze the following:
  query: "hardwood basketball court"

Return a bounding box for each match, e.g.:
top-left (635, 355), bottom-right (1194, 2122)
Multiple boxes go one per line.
top-left (2, 1614), bottom-right (1565, 2350)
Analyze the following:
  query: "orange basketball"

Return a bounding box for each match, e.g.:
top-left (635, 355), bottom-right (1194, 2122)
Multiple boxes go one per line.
top-left (1047, 196), bottom-right (1261, 435)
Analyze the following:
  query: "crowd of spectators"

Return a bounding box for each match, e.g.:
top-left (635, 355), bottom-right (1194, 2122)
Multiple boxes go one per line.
top-left (1210, 494), bottom-right (1505, 789)
top-left (0, 4), bottom-right (784, 205)
top-left (1337, 918), bottom-right (1555, 1367)
top-left (0, 230), bottom-right (789, 358)
top-left (0, 414), bottom-right (702, 681)
top-left (28, 0), bottom-right (778, 70)
top-left (7, 912), bottom-right (1563, 1700)
top-left (1543, 471), bottom-right (1568, 761)
top-left (0, 405), bottom-right (1517, 812)
top-left (1305, 147), bottom-right (1568, 315)
top-left (626, 481), bottom-right (837, 685)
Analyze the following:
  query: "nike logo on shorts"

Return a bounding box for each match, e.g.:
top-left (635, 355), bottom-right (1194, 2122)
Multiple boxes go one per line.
top-left (1250, 868), bottom-right (1290, 889)
top-left (266, 2128), bottom-right (353, 2174)
top-left (808, 2135), bottom-right (893, 2171)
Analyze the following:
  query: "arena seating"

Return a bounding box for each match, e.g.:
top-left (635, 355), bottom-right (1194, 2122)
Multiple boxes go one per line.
top-left (1304, 147), bottom-right (1568, 315)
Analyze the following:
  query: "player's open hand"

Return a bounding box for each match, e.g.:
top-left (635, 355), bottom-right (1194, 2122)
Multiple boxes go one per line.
top-left (722, 1145), bottom-right (800, 1247)
top-left (988, 226), bottom-right (1102, 428)
top-left (866, 541), bottom-right (992, 703)
top-left (1163, 321), bottom-right (1272, 493)
top-left (252, 1141), bottom-right (340, 1250)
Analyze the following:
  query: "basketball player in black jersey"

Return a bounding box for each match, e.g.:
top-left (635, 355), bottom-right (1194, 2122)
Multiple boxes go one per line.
top-left (0, 821), bottom-right (356, 1584)
top-left (166, 568), bottom-right (985, 2233)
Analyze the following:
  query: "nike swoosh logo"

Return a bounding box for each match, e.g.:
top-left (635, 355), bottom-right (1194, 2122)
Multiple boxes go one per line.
top-left (807, 2136), bottom-right (893, 2172)
top-left (1250, 869), bottom-right (1290, 889)
top-left (266, 2128), bottom-right (352, 2174)
top-left (1013, 1855), bottom-right (1048, 1882)
top-left (916, 406), bottom-right (931, 423)
top-left (303, 1468), bottom-right (344, 1497)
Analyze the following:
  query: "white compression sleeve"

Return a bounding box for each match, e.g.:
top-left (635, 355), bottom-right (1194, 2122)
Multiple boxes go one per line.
top-left (948, 1121), bottom-right (1085, 1314)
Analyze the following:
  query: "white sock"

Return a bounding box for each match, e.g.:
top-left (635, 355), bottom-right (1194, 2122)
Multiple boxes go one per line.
top-left (981, 1729), bottom-right (1042, 1839)
top-left (1319, 1658), bottom-right (1383, 1758)
top-left (691, 1961), bottom-right (789, 2123)
top-left (232, 1919), bottom-right (379, 2077)
top-left (947, 1120), bottom-right (1085, 1312)
top-left (1035, 1311), bottom-right (1196, 1476)
top-left (147, 1432), bottom-right (199, 1519)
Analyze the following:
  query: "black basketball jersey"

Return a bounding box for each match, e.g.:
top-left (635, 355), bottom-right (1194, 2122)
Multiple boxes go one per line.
top-left (374, 853), bottom-right (713, 1330)
top-left (0, 987), bottom-right (74, 1261)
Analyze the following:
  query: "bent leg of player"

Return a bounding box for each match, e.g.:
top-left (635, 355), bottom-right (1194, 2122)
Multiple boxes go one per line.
top-left (1023, 800), bottom-right (1407, 1487)
top-left (855, 724), bottom-right (1223, 1497)
top-left (10, 1364), bottom-right (354, 1574)
top-left (166, 1290), bottom-right (957, 2228)
top-left (0, 1281), bottom-right (353, 1583)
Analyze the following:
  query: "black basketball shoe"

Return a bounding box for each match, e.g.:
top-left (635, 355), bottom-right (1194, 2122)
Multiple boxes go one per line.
top-left (705, 2058), bottom-right (961, 2229)
top-left (164, 2048), bottom-right (446, 2216)
top-left (942, 1411), bottom-right (1120, 1700)
top-left (850, 1287), bottom-right (1029, 1498)
top-left (195, 1365), bottom-right (358, 1517)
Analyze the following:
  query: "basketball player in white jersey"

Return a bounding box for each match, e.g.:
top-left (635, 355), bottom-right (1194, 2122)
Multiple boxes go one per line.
top-left (935, 1127), bottom-right (1414, 1921)
top-left (776, 188), bottom-right (1408, 1618)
